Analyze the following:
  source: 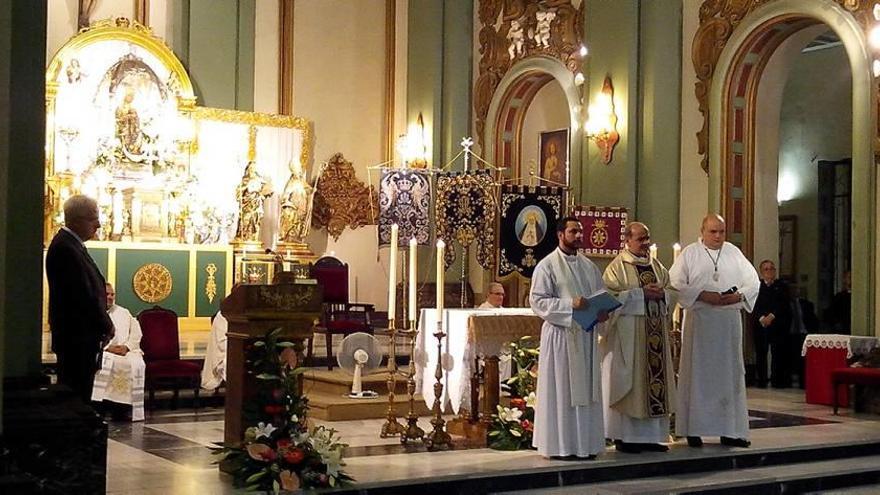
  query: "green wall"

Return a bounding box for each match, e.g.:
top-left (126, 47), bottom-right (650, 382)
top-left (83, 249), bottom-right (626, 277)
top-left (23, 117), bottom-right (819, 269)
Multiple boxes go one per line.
top-left (170, 0), bottom-right (255, 110)
top-left (115, 250), bottom-right (190, 316)
top-left (195, 251), bottom-right (228, 317)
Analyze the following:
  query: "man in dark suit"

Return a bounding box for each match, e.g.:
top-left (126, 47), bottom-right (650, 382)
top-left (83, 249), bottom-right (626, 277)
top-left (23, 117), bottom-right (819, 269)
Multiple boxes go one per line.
top-left (752, 260), bottom-right (792, 388)
top-left (46, 195), bottom-right (114, 403)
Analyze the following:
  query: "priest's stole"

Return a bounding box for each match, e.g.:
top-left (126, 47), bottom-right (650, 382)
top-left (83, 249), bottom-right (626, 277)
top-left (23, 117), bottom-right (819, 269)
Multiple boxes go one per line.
top-left (497, 185), bottom-right (564, 279)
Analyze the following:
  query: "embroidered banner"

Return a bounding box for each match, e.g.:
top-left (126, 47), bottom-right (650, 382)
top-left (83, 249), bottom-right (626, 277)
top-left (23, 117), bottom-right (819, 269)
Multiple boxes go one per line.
top-left (436, 170), bottom-right (496, 270)
top-left (497, 185), bottom-right (564, 279)
top-left (378, 168), bottom-right (432, 247)
top-left (572, 205), bottom-right (628, 258)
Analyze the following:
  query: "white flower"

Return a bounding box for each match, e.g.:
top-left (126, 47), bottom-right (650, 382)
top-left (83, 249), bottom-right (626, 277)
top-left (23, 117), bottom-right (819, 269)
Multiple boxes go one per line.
top-left (291, 414), bottom-right (299, 423)
top-left (254, 422), bottom-right (277, 439)
top-left (498, 406), bottom-right (523, 423)
top-left (525, 391), bottom-right (537, 409)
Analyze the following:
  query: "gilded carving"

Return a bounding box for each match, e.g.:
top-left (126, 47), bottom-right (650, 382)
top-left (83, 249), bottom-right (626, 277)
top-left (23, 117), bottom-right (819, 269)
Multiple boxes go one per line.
top-left (133, 263), bottom-right (173, 303)
top-left (474, 0), bottom-right (584, 145)
top-left (311, 153), bottom-right (378, 241)
top-left (692, 0), bottom-right (875, 173)
top-left (205, 263), bottom-right (218, 304)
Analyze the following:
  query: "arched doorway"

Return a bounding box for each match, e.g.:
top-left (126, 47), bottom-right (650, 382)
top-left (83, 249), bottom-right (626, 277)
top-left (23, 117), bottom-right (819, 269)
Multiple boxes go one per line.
top-left (701, 0), bottom-right (875, 335)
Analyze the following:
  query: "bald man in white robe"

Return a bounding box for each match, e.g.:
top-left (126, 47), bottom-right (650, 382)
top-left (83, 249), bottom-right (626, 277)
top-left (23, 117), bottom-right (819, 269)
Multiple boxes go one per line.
top-left (669, 214), bottom-right (759, 447)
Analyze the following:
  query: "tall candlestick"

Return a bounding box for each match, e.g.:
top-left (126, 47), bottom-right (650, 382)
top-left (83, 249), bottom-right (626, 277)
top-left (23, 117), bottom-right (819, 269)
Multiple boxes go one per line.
top-left (649, 243), bottom-right (658, 262)
top-left (436, 239), bottom-right (445, 315)
top-left (388, 224), bottom-right (399, 321)
top-left (409, 237), bottom-right (417, 322)
top-left (673, 243), bottom-right (681, 264)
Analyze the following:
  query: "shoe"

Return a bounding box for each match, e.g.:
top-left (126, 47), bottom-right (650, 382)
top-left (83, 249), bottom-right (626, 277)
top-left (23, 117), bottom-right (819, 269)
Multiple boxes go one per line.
top-left (687, 436), bottom-right (703, 447)
top-left (720, 437), bottom-right (751, 447)
top-left (638, 443), bottom-right (669, 452)
top-left (614, 440), bottom-right (642, 454)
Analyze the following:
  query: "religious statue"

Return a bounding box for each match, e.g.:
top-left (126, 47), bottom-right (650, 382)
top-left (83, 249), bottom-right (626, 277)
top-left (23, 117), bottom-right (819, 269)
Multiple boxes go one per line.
top-left (507, 20), bottom-right (525, 60)
top-left (234, 161), bottom-right (274, 242)
top-left (533, 11), bottom-right (556, 49)
top-left (115, 86), bottom-right (143, 156)
top-left (278, 160), bottom-right (314, 244)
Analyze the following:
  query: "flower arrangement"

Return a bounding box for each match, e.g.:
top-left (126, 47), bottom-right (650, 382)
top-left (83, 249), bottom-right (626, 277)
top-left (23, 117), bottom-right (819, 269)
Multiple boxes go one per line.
top-left (488, 336), bottom-right (539, 450)
top-left (214, 328), bottom-right (353, 492)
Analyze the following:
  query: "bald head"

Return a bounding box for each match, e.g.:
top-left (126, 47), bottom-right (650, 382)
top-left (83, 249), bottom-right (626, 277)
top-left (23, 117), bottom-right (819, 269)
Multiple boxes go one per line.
top-left (701, 213), bottom-right (726, 249)
top-left (63, 195), bottom-right (101, 241)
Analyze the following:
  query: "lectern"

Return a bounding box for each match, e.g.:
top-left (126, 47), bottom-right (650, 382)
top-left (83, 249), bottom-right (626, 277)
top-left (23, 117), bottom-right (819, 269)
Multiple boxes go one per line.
top-left (220, 277), bottom-right (321, 445)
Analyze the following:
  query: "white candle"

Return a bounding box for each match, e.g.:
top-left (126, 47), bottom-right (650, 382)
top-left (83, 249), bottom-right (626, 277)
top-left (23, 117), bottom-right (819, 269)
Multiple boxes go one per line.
top-left (409, 237), bottom-right (417, 322)
top-left (388, 224), bottom-right (399, 321)
top-left (649, 243), bottom-right (658, 262)
top-left (436, 239), bottom-right (445, 317)
top-left (673, 243), bottom-right (681, 264)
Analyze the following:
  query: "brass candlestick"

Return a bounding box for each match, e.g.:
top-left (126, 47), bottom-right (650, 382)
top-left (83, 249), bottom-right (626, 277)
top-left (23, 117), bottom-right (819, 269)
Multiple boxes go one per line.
top-left (400, 319), bottom-right (425, 444)
top-left (380, 318), bottom-right (405, 437)
top-left (425, 320), bottom-right (452, 451)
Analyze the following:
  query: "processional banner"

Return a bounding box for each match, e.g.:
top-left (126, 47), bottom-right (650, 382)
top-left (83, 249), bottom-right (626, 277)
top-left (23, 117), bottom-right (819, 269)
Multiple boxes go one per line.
top-left (378, 169), bottom-right (432, 247)
top-left (573, 205), bottom-right (628, 258)
top-left (435, 170), bottom-right (496, 270)
top-left (497, 185), bottom-right (564, 279)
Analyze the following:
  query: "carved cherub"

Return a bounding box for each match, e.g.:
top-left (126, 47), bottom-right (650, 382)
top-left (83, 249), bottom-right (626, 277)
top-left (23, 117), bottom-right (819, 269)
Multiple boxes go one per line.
top-left (507, 20), bottom-right (525, 60)
top-left (533, 11), bottom-right (556, 49)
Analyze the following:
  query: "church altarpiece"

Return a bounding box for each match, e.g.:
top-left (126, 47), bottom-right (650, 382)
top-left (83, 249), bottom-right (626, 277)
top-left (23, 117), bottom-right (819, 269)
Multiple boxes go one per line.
top-left (43, 18), bottom-right (314, 331)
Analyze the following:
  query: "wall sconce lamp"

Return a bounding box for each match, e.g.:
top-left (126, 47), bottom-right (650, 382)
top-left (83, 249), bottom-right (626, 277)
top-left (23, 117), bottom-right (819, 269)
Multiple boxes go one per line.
top-left (584, 75), bottom-right (619, 164)
top-left (396, 112), bottom-right (429, 168)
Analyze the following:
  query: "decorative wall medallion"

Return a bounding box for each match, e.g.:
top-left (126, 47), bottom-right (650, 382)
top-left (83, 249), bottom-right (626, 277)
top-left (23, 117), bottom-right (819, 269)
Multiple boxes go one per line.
top-left (132, 262), bottom-right (173, 303)
top-left (205, 263), bottom-right (217, 304)
top-left (572, 205), bottom-right (627, 258)
top-left (311, 152), bottom-right (378, 241)
top-left (474, 0), bottom-right (585, 145)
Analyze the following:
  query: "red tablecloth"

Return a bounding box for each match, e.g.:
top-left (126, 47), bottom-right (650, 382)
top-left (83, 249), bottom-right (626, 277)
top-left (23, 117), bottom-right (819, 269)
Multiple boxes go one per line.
top-left (802, 334), bottom-right (879, 406)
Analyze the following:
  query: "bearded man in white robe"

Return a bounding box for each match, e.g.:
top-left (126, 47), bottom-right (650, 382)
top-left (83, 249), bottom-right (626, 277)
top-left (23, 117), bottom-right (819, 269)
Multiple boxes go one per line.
top-left (669, 214), bottom-right (759, 448)
top-left (92, 283), bottom-right (146, 421)
top-left (602, 222), bottom-right (676, 453)
top-left (530, 216), bottom-right (608, 459)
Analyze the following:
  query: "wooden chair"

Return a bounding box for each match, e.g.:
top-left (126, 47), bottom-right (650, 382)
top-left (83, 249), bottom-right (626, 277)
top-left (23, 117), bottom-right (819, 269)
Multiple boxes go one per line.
top-left (138, 306), bottom-right (202, 410)
top-left (307, 256), bottom-right (375, 370)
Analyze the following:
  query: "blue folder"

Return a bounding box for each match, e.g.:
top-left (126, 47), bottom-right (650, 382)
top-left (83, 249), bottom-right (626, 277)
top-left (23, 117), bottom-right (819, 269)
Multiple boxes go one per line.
top-left (572, 290), bottom-right (622, 331)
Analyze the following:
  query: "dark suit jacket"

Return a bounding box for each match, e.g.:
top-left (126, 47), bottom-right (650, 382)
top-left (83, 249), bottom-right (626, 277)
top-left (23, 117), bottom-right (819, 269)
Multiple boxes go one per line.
top-left (46, 229), bottom-right (113, 356)
top-left (752, 279), bottom-right (792, 340)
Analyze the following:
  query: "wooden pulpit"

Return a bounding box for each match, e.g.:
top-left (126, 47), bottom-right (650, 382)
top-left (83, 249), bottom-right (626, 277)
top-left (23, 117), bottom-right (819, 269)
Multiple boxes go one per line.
top-left (220, 276), bottom-right (321, 445)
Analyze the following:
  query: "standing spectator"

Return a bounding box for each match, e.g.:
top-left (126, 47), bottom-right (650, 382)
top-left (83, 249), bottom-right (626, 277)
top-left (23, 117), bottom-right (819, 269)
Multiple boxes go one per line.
top-left (752, 260), bottom-right (791, 388)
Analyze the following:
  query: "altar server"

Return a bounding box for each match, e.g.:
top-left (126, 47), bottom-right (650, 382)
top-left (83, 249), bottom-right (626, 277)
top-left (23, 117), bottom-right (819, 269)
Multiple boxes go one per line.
top-left (602, 222), bottom-right (676, 453)
top-left (669, 214), bottom-right (759, 447)
top-left (201, 311), bottom-right (228, 391)
top-left (530, 216), bottom-right (608, 459)
top-left (92, 283), bottom-right (146, 421)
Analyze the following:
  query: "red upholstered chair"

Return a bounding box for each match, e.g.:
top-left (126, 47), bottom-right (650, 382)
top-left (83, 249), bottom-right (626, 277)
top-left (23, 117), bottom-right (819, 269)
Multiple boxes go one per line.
top-left (138, 306), bottom-right (202, 410)
top-left (308, 256), bottom-right (375, 370)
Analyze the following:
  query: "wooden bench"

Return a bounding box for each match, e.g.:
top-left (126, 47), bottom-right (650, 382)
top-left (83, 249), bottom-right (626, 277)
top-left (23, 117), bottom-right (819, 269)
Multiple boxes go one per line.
top-left (831, 367), bottom-right (880, 415)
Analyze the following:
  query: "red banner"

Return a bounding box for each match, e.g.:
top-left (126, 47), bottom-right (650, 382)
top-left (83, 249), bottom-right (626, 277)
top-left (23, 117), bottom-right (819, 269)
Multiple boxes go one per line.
top-left (572, 205), bottom-right (628, 258)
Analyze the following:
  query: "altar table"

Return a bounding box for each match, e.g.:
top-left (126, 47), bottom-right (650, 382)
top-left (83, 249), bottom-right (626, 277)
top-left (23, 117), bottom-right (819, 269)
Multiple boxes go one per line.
top-left (801, 334), bottom-right (879, 406)
top-left (414, 308), bottom-right (541, 416)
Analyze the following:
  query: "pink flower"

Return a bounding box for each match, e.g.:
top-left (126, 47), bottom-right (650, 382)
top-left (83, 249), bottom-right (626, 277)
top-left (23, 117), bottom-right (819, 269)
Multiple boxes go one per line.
top-left (522, 419), bottom-right (533, 432)
top-left (283, 447), bottom-right (306, 465)
top-left (280, 348), bottom-right (298, 369)
top-left (280, 470), bottom-right (301, 490)
top-left (246, 443), bottom-right (277, 462)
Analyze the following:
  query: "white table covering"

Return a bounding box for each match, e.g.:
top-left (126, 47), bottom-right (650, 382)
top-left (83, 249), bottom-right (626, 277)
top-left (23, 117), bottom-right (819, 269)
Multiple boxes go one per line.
top-left (413, 307), bottom-right (536, 414)
top-left (801, 333), bottom-right (879, 359)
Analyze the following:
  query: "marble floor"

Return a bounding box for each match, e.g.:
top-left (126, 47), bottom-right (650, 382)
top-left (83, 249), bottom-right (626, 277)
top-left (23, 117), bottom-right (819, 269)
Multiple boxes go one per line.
top-left (105, 387), bottom-right (880, 494)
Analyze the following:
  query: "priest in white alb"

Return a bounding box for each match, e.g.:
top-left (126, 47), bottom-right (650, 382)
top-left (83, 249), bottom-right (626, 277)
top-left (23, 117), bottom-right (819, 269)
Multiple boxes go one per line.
top-left (201, 311), bottom-right (228, 391)
top-left (91, 283), bottom-right (146, 421)
top-left (669, 214), bottom-right (759, 448)
top-left (530, 216), bottom-right (608, 459)
top-left (602, 222), bottom-right (676, 453)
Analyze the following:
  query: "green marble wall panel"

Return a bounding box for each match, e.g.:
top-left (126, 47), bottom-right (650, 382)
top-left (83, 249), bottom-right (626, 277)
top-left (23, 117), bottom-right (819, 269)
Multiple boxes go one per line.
top-left (87, 246), bottom-right (109, 281)
top-left (195, 251), bottom-right (227, 317)
top-left (115, 249), bottom-right (189, 316)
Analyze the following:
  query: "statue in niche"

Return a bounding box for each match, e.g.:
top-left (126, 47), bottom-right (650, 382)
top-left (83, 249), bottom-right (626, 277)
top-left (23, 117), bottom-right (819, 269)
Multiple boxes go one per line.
top-left (507, 20), bottom-right (525, 60)
top-left (278, 160), bottom-right (314, 244)
top-left (115, 86), bottom-right (143, 155)
top-left (532, 11), bottom-right (556, 49)
top-left (234, 161), bottom-right (274, 242)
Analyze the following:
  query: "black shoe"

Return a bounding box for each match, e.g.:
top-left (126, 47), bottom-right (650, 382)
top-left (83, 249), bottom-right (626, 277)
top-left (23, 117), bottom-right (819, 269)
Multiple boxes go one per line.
top-left (720, 437), bottom-right (751, 447)
top-left (614, 440), bottom-right (642, 454)
top-left (687, 436), bottom-right (703, 447)
top-left (638, 443), bottom-right (669, 452)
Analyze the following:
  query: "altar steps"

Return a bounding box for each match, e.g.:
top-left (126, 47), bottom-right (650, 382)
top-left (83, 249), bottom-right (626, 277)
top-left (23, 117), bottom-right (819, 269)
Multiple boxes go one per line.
top-left (328, 439), bottom-right (880, 495)
top-left (303, 368), bottom-right (431, 421)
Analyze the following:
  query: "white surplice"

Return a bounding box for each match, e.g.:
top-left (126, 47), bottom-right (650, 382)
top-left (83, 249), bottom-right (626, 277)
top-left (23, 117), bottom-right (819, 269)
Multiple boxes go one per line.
top-left (669, 241), bottom-right (759, 439)
top-left (91, 305), bottom-right (146, 421)
top-left (201, 312), bottom-right (228, 391)
top-left (530, 248), bottom-right (606, 457)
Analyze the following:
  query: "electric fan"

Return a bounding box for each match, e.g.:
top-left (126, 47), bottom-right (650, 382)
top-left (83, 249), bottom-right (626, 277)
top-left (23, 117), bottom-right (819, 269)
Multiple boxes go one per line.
top-left (336, 332), bottom-right (382, 398)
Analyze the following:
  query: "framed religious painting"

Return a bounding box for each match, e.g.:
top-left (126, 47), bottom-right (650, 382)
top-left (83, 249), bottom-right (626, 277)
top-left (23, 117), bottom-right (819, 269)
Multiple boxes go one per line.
top-left (539, 128), bottom-right (569, 186)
